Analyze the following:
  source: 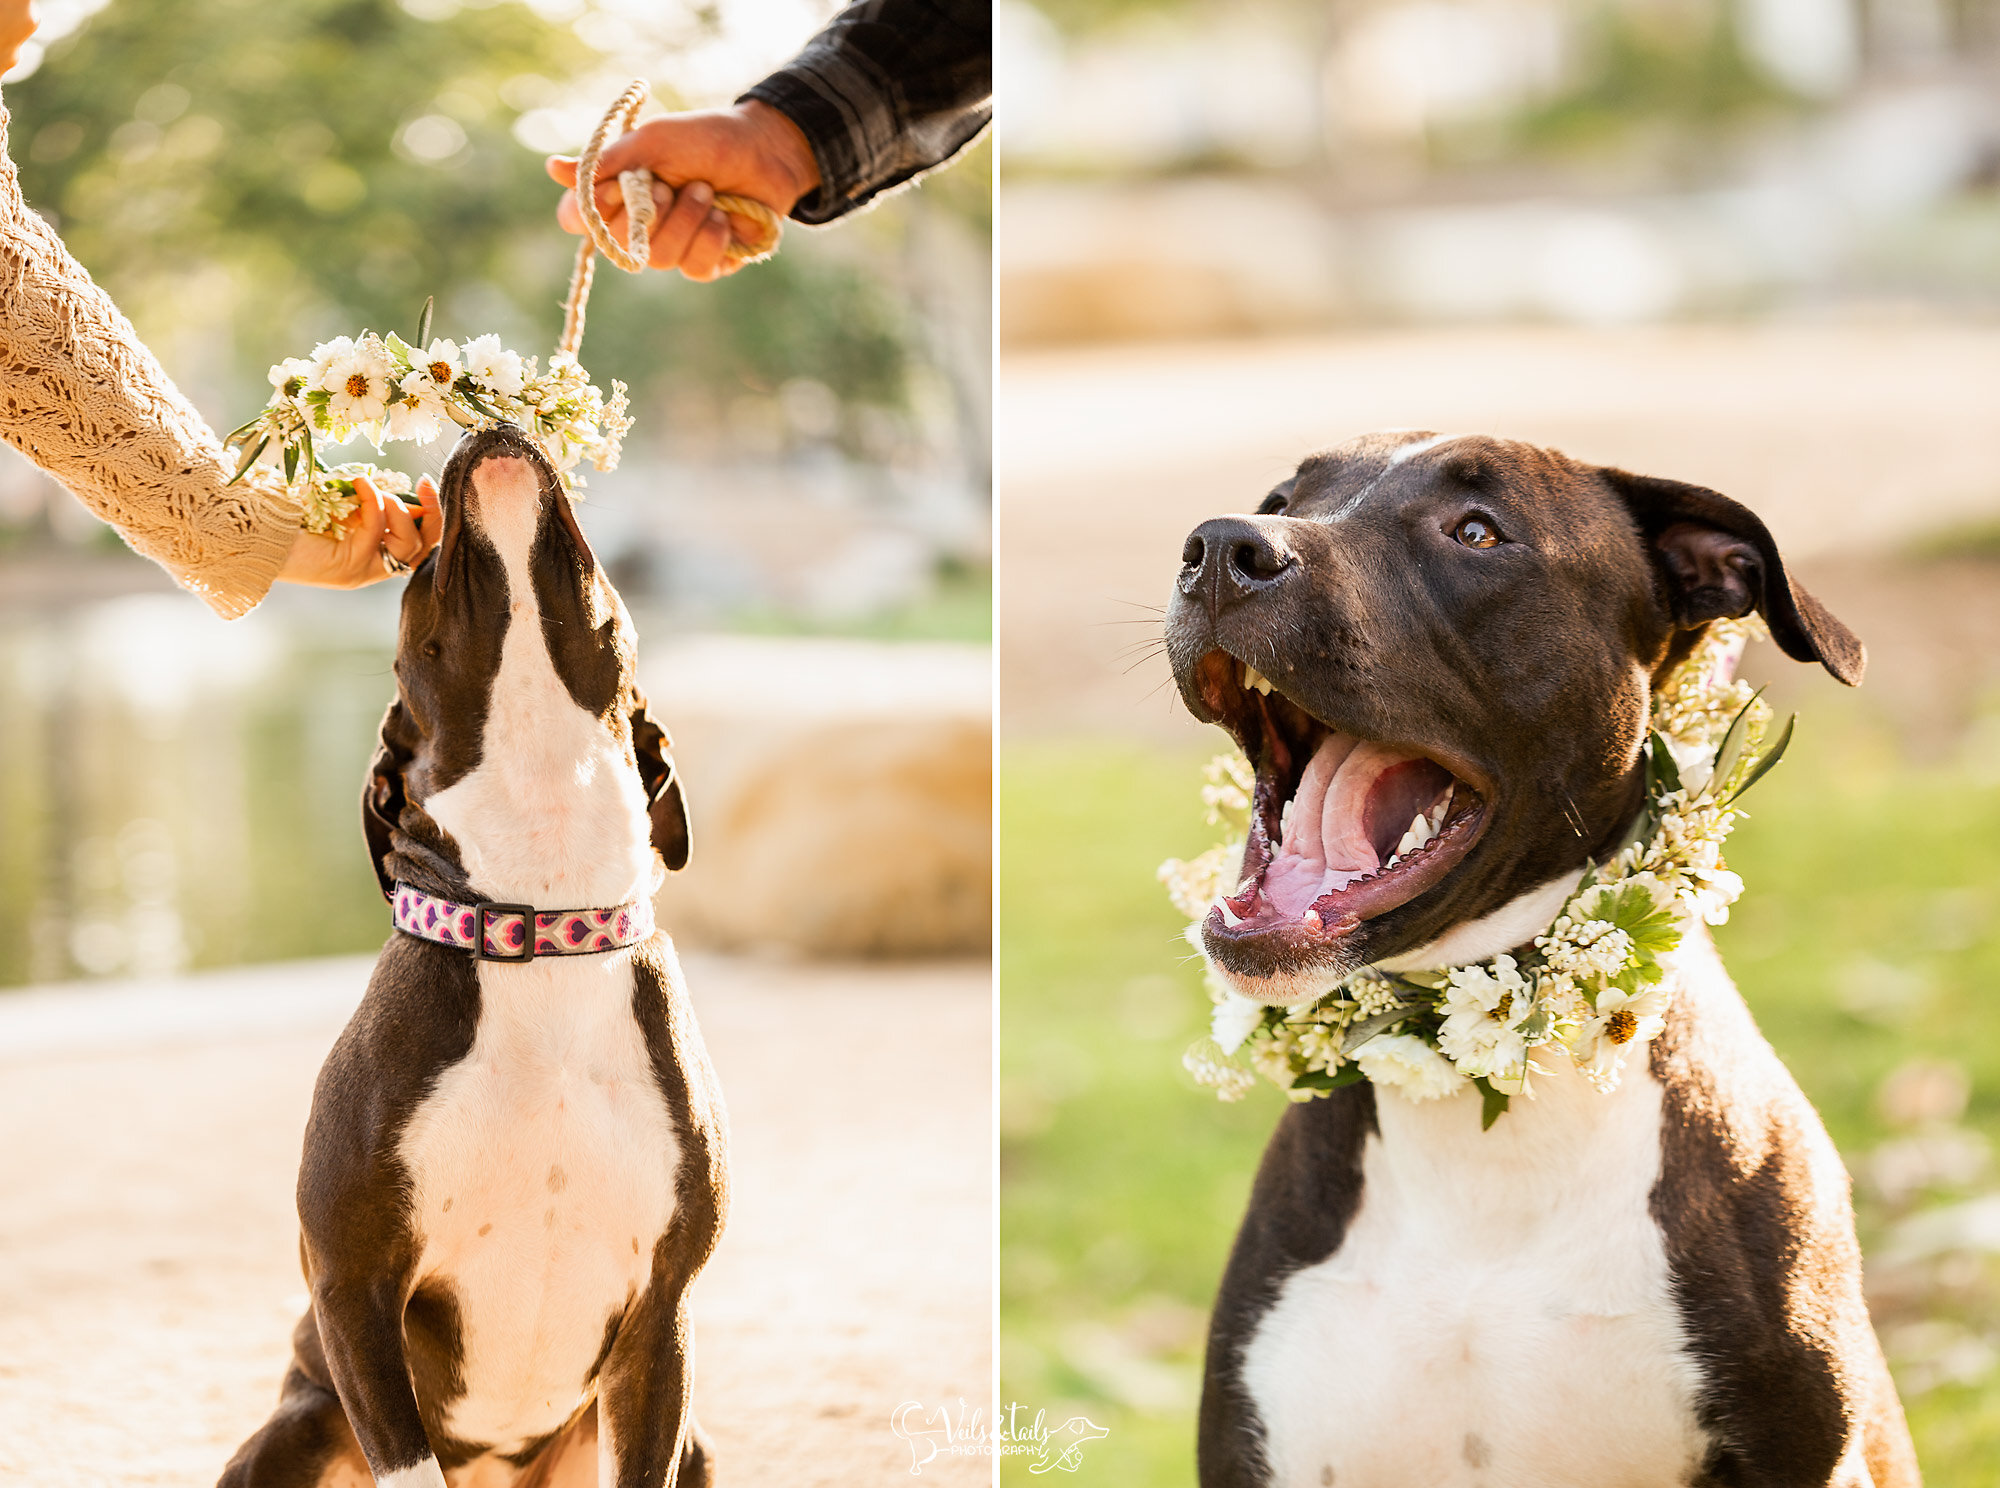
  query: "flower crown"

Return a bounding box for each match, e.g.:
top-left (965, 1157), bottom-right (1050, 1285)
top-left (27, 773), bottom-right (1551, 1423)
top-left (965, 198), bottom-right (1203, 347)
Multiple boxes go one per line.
top-left (1164, 618), bottom-right (1792, 1128)
top-left (225, 299), bottom-right (633, 537)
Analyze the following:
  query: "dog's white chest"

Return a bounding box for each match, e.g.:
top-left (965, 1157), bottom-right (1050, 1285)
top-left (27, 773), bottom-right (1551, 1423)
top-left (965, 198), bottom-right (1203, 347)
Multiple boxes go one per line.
top-left (398, 951), bottom-right (678, 1454)
top-left (1241, 1061), bottom-right (1707, 1487)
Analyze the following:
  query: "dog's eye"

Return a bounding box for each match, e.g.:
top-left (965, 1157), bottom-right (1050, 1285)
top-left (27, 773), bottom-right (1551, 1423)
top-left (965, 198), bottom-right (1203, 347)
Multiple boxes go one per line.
top-left (1453, 515), bottom-right (1501, 549)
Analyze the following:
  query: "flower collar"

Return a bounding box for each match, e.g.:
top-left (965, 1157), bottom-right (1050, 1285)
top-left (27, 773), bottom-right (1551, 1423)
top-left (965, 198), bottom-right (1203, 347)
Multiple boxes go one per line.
top-left (224, 299), bottom-right (632, 537)
top-left (1163, 618), bottom-right (1790, 1128)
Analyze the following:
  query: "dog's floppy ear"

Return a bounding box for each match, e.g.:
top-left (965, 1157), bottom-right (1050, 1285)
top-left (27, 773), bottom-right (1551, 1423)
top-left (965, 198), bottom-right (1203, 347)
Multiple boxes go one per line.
top-left (1600, 467), bottom-right (1864, 686)
top-left (362, 698), bottom-right (419, 898)
top-left (630, 686), bottom-right (691, 871)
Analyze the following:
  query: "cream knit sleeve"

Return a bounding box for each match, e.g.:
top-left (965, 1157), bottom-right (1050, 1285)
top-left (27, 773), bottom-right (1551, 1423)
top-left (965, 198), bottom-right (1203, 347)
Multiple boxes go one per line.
top-left (0, 98), bottom-right (303, 619)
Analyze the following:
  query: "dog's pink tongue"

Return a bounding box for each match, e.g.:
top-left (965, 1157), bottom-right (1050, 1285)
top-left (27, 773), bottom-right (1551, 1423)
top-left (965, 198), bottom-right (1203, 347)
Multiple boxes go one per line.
top-left (1265, 734), bottom-right (1367, 918)
top-left (1319, 740), bottom-right (1421, 871)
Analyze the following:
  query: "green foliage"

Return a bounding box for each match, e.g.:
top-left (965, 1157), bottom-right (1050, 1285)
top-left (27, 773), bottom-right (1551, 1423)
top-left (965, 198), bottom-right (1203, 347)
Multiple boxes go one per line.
top-left (1001, 711), bottom-right (2000, 1485)
top-left (10, 0), bottom-right (594, 381)
top-left (3, 0), bottom-right (934, 431)
top-left (1513, 1), bottom-right (1799, 160)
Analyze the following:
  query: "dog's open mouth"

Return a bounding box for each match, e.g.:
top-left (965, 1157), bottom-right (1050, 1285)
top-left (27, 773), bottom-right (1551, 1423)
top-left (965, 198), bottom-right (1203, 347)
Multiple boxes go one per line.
top-left (1193, 649), bottom-right (1488, 959)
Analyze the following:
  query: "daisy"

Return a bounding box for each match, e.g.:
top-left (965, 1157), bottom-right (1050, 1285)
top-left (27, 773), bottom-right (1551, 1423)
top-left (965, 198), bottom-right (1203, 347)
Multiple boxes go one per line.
top-left (1572, 983), bottom-right (1672, 1088)
top-left (321, 339), bottom-right (393, 431)
top-left (413, 338), bottom-right (462, 392)
top-left (385, 370), bottom-right (448, 443)
top-left (267, 357), bottom-right (315, 400)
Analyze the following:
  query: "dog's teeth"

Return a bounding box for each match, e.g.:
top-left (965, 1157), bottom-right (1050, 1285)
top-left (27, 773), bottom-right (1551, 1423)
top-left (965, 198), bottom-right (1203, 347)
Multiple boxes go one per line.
top-left (1394, 826), bottom-right (1420, 857)
top-left (1386, 853), bottom-right (1401, 869)
top-left (1303, 910), bottom-right (1322, 931)
top-left (1219, 900), bottom-right (1243, 927)
top-left (1241, 664), bottom-right (1273, 696)
top-left (1280, 800), bottom-right (1294, 838)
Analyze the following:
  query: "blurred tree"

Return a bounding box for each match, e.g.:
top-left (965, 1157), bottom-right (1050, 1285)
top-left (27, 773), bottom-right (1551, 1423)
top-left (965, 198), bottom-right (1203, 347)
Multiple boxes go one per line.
top-left (11, 0), bottom-right (597, 382)
top-left (2, 0), bottom-right (945, 442)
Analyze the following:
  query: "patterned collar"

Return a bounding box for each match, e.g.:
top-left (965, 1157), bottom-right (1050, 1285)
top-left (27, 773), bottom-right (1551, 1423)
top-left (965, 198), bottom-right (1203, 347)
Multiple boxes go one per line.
top-left (391, 882), bottom-right (654, 962)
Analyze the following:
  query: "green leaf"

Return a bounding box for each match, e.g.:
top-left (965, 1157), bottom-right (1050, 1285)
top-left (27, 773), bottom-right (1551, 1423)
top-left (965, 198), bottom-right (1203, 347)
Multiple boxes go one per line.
top-left (1339, 1004), bottom-right (1419, 1057)
top-left (1725, 713), bottom-right (1795, 804)
top-left (1595, 880), bottom-right (1681, 957)
top-left (1647, 731), bottom-right (1682, 795)
top-left (282, 442), bottom-right (299, 483)
top-left (1474, 1077), bottom-right (1510, 1129)
top-left (1705, 687), bottom-right (1766, 799)
top-left (1293, 1064), bottom-right (1367, 1092)
top-left (226, 433), bottom-right (269, 486)
top-left (416, 294), bottom-right (434, 349)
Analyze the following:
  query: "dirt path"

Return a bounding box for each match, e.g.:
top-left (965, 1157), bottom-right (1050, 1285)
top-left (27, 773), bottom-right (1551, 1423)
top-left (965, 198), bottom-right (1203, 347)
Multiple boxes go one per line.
top-left (0, 953), bottom-right (990, 1487)
top-left (1000, 322), bottom-right (2000, 736)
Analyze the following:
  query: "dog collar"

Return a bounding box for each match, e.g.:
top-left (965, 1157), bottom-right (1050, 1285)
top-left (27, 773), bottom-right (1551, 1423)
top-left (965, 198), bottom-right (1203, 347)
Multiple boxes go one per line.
top-left (391, 882), bottom-right (654, 962)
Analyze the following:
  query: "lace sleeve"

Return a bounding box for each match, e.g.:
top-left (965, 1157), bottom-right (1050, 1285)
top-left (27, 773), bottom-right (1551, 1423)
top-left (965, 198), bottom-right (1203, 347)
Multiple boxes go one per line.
top-left (0, 97), bottom-right (303, 619)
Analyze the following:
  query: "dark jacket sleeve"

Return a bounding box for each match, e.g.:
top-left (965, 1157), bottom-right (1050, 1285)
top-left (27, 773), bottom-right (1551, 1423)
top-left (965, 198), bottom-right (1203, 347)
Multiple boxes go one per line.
top-left (739, 0), bottom-right (991, 225)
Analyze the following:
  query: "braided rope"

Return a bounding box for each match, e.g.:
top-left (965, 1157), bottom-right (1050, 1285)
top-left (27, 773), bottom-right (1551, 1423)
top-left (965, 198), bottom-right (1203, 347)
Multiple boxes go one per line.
top-left (559, 78), bottom-right (784, 358)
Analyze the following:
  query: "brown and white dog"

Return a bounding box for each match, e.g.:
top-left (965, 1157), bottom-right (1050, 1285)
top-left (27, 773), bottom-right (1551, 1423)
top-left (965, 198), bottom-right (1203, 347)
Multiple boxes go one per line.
top-left (1165, 433), bottom-right (1918, 1488)
top-left (221, 426), bottom-right (723, 1488)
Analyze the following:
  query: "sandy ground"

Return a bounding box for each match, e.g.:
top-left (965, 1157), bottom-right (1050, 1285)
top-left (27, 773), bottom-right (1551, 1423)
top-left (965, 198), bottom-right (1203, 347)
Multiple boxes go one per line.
top-left (999, 322), bottom-right (2000, 736)
top-left (0, 952), bottom-right (991, 1487)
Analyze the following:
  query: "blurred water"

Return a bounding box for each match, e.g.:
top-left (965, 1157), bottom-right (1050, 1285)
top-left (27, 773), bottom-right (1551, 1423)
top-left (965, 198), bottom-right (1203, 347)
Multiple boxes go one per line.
top-left (0, 589), bottom-right (400, 987)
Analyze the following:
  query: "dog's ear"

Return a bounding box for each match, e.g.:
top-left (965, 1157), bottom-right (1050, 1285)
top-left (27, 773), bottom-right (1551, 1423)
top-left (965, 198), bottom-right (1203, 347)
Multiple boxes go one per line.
top-left (362, 698), bottom-right (418, 899)
top-left (630, 687), bottom-right (691, 871)
top-left (1600, 467), bottom-right (1864, 686)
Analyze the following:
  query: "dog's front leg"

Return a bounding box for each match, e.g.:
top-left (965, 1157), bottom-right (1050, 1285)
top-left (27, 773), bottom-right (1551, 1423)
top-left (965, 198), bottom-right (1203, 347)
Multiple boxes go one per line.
top-left (592, 1279), bottom-right (711, 1488)
top-left (309, 1267), bottom-right (445, 1488)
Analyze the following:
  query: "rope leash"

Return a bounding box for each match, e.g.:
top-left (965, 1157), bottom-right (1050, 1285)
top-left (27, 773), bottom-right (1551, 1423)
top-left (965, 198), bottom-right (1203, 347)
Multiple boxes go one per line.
top-left (560, 79), bottom-right (784, 358)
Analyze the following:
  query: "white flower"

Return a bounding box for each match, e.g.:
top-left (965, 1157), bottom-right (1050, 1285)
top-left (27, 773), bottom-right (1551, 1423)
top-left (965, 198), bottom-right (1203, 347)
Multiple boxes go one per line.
top-left (1211, 993), bottom-right (1266, 1055)
top-left (320, 338), bottom-right (393, 430)
top-left (385, 371), bottom-right (448, 442)
top-left (267, 357), bottom-right (314, 398)
top-left (414, 338), bottom-right (461, 390)
top-left (307, 335), bottom-right (357, 390)
top-left (1572, 983), bottom-right (1672, 1089)
top-left (1440, 953), bottom-right (1531, 1016)
top-left (1354, 1034), bottom-right (1466, 1102)
top-left (462, 334), bottom-right (525, 397)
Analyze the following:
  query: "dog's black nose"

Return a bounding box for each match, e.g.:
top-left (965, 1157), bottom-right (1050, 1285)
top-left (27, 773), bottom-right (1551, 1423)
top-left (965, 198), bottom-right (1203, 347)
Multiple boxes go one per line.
top-left (1181, 517), bottom-right (1296, 610)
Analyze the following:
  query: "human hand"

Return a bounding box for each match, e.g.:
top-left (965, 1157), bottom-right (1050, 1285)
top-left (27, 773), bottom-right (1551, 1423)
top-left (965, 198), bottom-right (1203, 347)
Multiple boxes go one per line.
top-left (276, 474), bottom-right (441, 590)
top-left (545, 99), bottom-right (820, 282)
top-left (0, 0), bottom-right (37, 74)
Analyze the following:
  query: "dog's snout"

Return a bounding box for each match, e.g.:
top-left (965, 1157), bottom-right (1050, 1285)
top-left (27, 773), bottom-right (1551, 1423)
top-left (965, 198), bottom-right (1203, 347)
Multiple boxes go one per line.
top-left (1181, 517), bottom-right (1296, 611)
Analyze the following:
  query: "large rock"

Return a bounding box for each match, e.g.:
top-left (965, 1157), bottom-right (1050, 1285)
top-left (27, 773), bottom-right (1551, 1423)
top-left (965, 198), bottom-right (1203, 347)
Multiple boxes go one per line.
top-left (639, 635), bottom-right (990, 958)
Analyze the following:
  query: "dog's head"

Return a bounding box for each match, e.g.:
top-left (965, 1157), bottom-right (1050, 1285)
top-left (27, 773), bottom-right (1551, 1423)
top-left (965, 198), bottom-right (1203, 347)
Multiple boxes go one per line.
top-left (362, 424), bottom-right (690, 901)
top-left (1165, 431), bottom-right (1862, 1003)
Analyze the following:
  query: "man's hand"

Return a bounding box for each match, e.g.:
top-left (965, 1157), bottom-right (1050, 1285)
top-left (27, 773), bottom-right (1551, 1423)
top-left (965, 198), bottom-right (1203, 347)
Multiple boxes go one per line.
top-left (546, 100), bottom-right (821, 282)
top-left (276, 474), bottom-right (441, 590)
top-left (0, 0), bottom-right (37, 73)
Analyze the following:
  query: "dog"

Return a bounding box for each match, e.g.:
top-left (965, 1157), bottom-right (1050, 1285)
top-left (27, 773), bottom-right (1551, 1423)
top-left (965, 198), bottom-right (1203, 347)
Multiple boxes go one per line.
top-left (1164, 432), bottom-right (1917, 1488)
top-left (221, 425), bottom-right (723, 1488)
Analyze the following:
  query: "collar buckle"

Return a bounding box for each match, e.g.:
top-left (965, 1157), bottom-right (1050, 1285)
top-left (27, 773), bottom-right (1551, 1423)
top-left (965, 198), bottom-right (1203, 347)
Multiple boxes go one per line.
top-left (475, 902), bottom-right (537, 962)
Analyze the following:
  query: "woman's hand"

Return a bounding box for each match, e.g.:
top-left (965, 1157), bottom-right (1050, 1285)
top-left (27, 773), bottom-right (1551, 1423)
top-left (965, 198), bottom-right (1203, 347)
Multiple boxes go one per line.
top-left (276, 474), bottom-right (441, 590)
top-left (545, 100), bottom-right (820, 282)
top-left (0, 0), bottom-right (37, 74)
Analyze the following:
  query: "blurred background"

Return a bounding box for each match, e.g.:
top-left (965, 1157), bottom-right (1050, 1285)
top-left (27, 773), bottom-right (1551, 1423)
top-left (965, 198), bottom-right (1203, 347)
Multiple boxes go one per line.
top-left (0, 2), bottom-right (989, 1480)
top-left (996, 0), bottom-right (2000, 1479)
top-left (0, 0), bottom-right (991, 983)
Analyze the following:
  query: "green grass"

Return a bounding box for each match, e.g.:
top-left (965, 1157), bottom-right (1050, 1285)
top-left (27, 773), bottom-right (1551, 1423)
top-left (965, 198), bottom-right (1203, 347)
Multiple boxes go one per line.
top-left (729, 559), bottom-right (992, 643)
top-left (1000, 706), bottom-right (2000, 1484)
